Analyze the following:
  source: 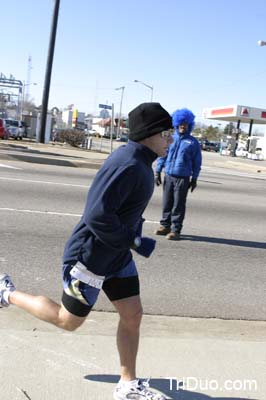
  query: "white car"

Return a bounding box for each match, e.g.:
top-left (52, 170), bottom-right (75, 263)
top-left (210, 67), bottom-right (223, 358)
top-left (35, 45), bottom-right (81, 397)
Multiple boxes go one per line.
top-left (5, 119), bottom-right (26, 140)
top-left (235, 147), bottom-right (248, 157)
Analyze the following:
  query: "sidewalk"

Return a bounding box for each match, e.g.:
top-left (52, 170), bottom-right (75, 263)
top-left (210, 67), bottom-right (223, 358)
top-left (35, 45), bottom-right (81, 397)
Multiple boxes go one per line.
top-left (1, 139), bottom-right (266, 175)
top-left (1, 307), bottom-right (266, 400)
top-left (0, 140), bottom-right (108, 169)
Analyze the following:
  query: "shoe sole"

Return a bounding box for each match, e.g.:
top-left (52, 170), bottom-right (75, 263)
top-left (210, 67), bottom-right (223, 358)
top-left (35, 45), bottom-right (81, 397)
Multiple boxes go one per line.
top-left (154, 229), bottom-right (171, 236)
top-left (166, 235), bottom-right (180, 241)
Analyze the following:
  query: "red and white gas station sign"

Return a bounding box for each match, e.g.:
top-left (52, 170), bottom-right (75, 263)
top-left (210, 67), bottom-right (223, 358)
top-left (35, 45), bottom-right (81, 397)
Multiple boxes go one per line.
top-left (240, 107), bottom-right (250, 116)
top-left (203, 104), bottom-right (266, 124)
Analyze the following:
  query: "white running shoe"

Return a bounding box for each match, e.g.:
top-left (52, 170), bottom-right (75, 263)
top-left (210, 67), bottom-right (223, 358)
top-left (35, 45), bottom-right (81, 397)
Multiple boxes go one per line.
top-left (113, 378), bottom-right (166, 400)
top-left (0, 273), bottom-right (15, 307)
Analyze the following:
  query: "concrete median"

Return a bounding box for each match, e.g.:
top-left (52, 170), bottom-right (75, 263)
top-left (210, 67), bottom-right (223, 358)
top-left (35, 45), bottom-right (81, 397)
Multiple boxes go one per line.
top-left (1, 141), bottom-right (266, 174)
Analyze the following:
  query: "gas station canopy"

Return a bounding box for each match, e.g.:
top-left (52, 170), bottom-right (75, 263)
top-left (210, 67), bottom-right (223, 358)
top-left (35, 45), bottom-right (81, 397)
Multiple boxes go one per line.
top-left (202, 104), bottom-right (266, 125)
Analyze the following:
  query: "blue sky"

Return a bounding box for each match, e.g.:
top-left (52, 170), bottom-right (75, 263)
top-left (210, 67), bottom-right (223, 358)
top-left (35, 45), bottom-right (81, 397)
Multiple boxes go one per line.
top-left (2, 0), bottom-right (266, 127)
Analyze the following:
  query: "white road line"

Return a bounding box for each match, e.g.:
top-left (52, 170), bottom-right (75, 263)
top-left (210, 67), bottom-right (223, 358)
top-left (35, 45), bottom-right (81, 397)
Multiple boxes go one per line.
top-left (0, 176), bottom-right (89, 188)
top-left (0, 163), bottom-right (22, 170)
top-left (202, 166), bottom-right (266, 179)
top-left (0, 207), bottom-right (158, 224)
top-left (0, 207), bottom-right (82, 217)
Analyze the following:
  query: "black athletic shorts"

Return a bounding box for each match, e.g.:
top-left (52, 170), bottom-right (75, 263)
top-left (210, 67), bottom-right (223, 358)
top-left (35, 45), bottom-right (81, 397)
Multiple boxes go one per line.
top-left (61, 259), bottom-right (139, 317)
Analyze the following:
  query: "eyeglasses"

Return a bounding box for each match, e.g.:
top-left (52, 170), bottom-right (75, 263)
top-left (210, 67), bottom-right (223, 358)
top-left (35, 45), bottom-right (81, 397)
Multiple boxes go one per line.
top-left (160, 129), bottom-right (174, 139)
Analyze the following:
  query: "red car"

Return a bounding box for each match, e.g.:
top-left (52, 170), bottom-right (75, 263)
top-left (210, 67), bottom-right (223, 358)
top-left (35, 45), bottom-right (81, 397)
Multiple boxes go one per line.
top-left (0, 118), bottom-right (9, 139)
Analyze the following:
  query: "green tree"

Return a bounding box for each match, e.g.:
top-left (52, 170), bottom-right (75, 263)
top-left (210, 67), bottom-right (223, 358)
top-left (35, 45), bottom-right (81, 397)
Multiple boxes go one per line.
top-left (204, 125), bottom-right (221, 141)
top-left (192, 127), bottom-right (202, 136)
top-left (223, 122), bottom-right (234, 136)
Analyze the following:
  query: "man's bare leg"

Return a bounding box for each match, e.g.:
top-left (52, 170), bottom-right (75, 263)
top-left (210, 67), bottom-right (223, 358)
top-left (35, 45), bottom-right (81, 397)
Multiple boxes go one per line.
top-left (9, 290), bottom-right (86, 331)
top-left (113, 295), bottom-right (143, 381)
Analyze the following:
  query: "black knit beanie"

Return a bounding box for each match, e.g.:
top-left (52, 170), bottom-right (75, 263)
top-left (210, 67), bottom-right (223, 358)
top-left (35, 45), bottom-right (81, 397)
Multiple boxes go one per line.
top-left (128, 102), bottom-right (172, 142)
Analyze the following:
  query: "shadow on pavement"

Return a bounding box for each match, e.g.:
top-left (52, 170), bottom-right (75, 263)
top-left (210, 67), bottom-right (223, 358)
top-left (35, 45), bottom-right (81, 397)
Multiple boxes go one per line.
top-left (84, 374), bottom-right (257, 399)
top-left (198, 179), bottom-right (222, 185)
top-left (1, 143), bottom-right (85, 159)
top-left (182, 235), bottom-right (266, 250)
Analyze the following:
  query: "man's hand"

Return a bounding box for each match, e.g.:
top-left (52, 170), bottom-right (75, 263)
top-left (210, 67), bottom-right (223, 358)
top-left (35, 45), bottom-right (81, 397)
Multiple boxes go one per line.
top-left (189, 179), bottom-right (197, 192)
top-left (133, 237), bottom-right (156, 258)
top-left (155, 172), bottom-right (162, 186)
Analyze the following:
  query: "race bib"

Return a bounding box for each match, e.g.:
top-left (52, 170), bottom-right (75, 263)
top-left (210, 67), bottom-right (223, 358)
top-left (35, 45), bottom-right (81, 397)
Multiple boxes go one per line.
top-left (70, 262), bottom-right (105, 289)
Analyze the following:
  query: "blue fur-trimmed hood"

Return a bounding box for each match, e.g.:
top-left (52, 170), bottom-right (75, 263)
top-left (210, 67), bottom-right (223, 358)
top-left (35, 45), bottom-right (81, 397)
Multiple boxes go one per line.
top-left (172, 108), bottom-right (195, 135)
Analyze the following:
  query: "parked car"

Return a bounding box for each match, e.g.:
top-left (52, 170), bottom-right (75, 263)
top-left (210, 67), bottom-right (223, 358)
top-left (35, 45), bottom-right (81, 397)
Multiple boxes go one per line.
top-left (20, 121), bottom-right (28, 137)
top-left (0, 118), bottom-right (9, 139)
top-left (5, 119), bottom-right (26, 140)
top-left (116, 134), bottom-right (128, 142)
top-left (198, 139), bottom-right (208, 150)
top-left (203, 141), bottom-right (220, 152)
top-left (235, 147), bottom-right (248, 157)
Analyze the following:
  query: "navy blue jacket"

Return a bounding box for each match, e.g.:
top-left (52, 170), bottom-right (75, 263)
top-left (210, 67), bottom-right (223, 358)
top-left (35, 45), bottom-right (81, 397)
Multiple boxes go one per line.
top-left (63, 140), bottom-right (157, 275)
top-left (156, 131), bottom-right (202, 179)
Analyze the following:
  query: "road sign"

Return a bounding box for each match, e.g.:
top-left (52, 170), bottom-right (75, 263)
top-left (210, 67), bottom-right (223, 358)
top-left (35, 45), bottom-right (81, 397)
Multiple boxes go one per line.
top-left (99, 104), bottom-right (112, 110)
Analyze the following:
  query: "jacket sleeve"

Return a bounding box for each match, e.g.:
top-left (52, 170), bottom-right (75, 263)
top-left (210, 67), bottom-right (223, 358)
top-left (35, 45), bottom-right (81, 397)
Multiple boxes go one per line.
top-left (83, 166), bottom-right (140, 251)
top-left (192, 140), bottom-right (202, 179)
top-left (156, 156), bottom-right (167, 173)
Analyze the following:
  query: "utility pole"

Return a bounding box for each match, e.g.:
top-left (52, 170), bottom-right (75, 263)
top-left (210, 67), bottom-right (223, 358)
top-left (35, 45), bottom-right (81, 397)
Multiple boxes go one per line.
top-left (115, 86), bottom-right (125, 138)
top-left (110, 103), bottom-right (114, 153)
top-left (25, 55), bottom-right (32, 103)
top-left (39, 0), bottom-right (60, 143)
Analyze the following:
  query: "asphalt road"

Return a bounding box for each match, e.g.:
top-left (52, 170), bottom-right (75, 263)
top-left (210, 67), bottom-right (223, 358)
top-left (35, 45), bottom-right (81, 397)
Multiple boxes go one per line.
top-left (0, 158), bottom-right (265, 320)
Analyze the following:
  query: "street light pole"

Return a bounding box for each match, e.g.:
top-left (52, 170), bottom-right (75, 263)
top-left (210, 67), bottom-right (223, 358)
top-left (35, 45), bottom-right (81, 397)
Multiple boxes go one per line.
top-left (134, 79), bottom-right (153, 101)
top-left (115, 86), bottom-right (125, 138)
top-left (39, 0), bottom-right (60, 143)
top-left (255, 39), bottom-right (266, 153)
